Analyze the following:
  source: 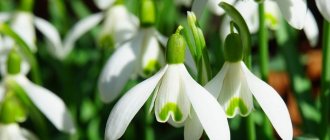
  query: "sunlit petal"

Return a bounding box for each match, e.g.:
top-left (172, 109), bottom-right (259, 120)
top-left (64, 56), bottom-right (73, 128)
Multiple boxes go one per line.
top-left (241, 62), bottom-right (293, 140)
top-left (275, 0), bottom-right (307, 29)
top-left (303, 10), bottom-right (319, 47)
top-left (14, 75), bottom-right (75, 134)
top-left (98, 35), bottom-right (142, 103)
top-left (105, 65), bottom-right (168, 140)
top-left (180, 65), bottom-right (230, 140)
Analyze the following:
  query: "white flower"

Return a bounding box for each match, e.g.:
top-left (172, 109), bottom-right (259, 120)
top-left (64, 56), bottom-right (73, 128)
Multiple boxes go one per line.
top-left (316, 0), bottom-right (330, 22)
top-left (98, 27), bottom-right (166, 103)
top-left (105, 64), bottom-right (230, 140)
top-left (192, 0), bottom-right (307, 29)
top-left (0, 74), bottom-right (76, 134)
top-left (219, 0), bottom-right (319, 46)
top-left (205, 61), bottom-right (293, 140)
top-left (0, 123), bottom-right (38, 140)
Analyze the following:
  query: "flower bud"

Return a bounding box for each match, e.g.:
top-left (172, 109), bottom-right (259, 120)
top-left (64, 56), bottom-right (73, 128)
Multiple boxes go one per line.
top-left (224, 33), bottom-right (243, 62)
top-left (166, 26), bottom-right (186, 64)
top-left (140, 0), bottom-right (156, 27)
top-left (7, 50), bottom-right (22, 75)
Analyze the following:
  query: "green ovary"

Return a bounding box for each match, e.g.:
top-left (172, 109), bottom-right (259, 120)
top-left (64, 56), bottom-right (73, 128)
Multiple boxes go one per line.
top-left (159, 103), bottom-right (183, 122)
top-left (225, 97), bottom-right (249, 117)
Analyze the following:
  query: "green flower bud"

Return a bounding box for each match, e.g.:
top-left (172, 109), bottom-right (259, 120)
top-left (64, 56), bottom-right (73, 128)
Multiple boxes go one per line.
top-left (0, 91), bottom-right (27, 124)
top-left (224, 33), bottom-right (243, 62)
top-left (140, 0), bottom-right (156, 27)
top-left (166, 26), bottom-right (186, 64)
top-left (7, 50), bottom-right (22, 75)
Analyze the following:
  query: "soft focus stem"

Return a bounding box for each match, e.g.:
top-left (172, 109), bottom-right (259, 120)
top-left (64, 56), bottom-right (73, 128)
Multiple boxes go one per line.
top-left (320, 20), bottom-right (330, 140)
top-left (258, 2), bottom-right (269, 81)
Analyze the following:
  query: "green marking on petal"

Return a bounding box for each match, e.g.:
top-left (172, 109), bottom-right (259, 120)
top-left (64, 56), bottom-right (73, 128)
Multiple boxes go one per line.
top-left (143, 60), bottom-right (161, 77)
top-left (98, 34), bottom-right (114, 50)
top-left (265, 13), bottom-right (278, 29)
top-left (225, 97), bottom-right (249, 117)
top-left (159, 102), bottom-right (183, 122)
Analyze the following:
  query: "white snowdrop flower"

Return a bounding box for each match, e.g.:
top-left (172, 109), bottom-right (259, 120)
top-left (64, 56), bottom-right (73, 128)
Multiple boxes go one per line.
top-left (0, 123), bottom-right (38, 140)
top-left (219, 0), bottom-right (319, 46)
top-left (0, 50), bottom-right (76, 134)
top-left (105, 28), bottom-right (230, 140)
top-left (193, 0), bottom-right (307, 29)
top-left (205, 33), bottom-right (293, 140)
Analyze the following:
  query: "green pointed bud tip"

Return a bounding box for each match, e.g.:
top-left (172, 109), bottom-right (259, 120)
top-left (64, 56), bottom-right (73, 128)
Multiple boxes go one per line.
top-left (7, 50), bottom-right (22, 75)
top-left (140, 0), bottom-right (156, 27)
top-left (166, 26), bottom-right (186, 64)
top-left (224, 33), bottom-right (243, 62)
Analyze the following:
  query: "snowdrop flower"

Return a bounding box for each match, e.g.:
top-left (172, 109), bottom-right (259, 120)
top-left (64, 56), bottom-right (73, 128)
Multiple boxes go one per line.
top-left (219, 0), bottom-right (319, 46)
top-left (105, 27), bottom-right (230, 140)
top-left (316, 0), bottom-right (330, 22)
top-left (0, 123), bottom-right (37, 140)
top-left (34, 0), bottom-right (138, 60)
top-left (98, 0), bottom-right (172, 103)
top-left (192, 0), bottom-right (307, 29)
top-left (0, 50), bottom-right (76, 134)
top-left (205, 33), bottom-right (293, 139)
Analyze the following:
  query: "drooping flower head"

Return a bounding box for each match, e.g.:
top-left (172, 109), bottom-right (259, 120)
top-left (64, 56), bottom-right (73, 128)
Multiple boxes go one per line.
top-left (105, 26), bottom-right (230, 140)
top-left (205, 32), bottom-right (293, 139)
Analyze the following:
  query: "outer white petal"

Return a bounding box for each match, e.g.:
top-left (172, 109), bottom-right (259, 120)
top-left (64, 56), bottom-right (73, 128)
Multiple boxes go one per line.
top-left (0, 123), bottom-right (34, 140)
top-left (265, 0), bottom-right (281, 30)
top-left (207, 0), bottom-right (235, 16)
top-left (11, 12), bottom-right (37, 52)
top-left (98, 34), bottom-right (142, 103)
top-left (240, 62), bottom-right (293, 140)
top-left (154, 30), bottom-right (168, 47)
top-left (180, 65), bottom-right (230, 140)
top-left (205, 62), bottom-right (229, 98)
top-left (316, 0), bottom-right (330, 22)
top-left (219, 16), bottom-right (232, 42)
top-left (14, 75), bottom-right (75, 134)
top-left (0, 12), bottom-right (10, 22)
top-left (275, 0), bottom-right (307, 29)
top-left (100, 5), bottom-right (139, 45)
top-left (94, 0), bottom-right (115, 10)
top-left (34, 17), bottom-right (63, 59)
top-left (62, 13), bottom-right (103, 59)
top-left (154, 65), bottom-right (190, 124)
top-left (105, 65), bottom-right (168, 140)
top-left (184, 110), bottom-right (203, 140)
top-left (303, 10), bottom-right (319, 47)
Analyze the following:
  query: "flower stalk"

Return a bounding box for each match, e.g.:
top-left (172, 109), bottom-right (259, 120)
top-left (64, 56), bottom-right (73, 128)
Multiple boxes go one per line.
top-left (320, 20), bottom-right (330, 140)
top-left (19, 0), bottom-right (34, 12)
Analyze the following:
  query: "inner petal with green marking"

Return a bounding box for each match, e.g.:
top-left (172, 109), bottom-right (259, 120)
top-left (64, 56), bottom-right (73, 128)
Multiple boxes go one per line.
top-left (225, 97), bottom-right (250, 117)
top-left (143, 59), bottom-right (161, 77)
top-left (158, 102), bottom-right (183, 122)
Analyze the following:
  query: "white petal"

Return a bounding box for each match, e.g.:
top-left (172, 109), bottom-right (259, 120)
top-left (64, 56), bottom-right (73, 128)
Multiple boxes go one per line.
top-left (219, 16), bottom-right (232, 42)
top-left (14, 75), bottom-right (75, 134)
top-left (236, 0), bottom-right (259, 34)
top-left (275, 0), bottom-right (307, 29)
top-left (191, 0), bottom-right (208, 18)
top-left (0, 84), bottom-right (4, 102)
top-left (154, 64), bottom-right (190, 124)
top-left (100, 5), bottom-right (139, 45)
top-left (316, 0), bottom-right (330, 22)
top-left (184, 110), bottom-right (203, 140)
top-left (34, 17), bottom-right (63, 59)
top-left (62, 13), bottom-right (103, 58)
top-left (0, 123), bottom-right (30, 140)
top-left (303, 10), bottom-right (319, 47)
top-left (154, 30), bottom-right (168, 47)
top-left (205, 62), bottom-right (229, 98)
top-left (180, 65), bottom-right (230, 140)
top-left (207, 0), bottom-right (236, 16)
top-left (94, 0), bottom-right (115, 10)
top-left (241, 62), bottom-right (293, 139)
top-left (175, 0), bottom-right (192, 7)
top-left (98, 34), bottom-right (142, 103)
top-left (105, 65), bottom-right (168, 140)
top-left (11, 12), bottom-right (37, 52)
top-left (0, 12), bottom-right (11, 22)
top-left (264, 0), bottom-right (281, 30)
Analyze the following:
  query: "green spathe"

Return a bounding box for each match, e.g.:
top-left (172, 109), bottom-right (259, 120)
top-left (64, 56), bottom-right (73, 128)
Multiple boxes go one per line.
top-left (158, 102), bottom-right (183, 122)
top-left (7, 50), bottom-right (22, 75)
top-left (224, 33), bottom-right (244, 62)
top-left (225, 97), bottom-right (249, 117)
top-left (140, 0), bottom-right (156, 27)
top-left (166, 26), bottom-right (186, 64)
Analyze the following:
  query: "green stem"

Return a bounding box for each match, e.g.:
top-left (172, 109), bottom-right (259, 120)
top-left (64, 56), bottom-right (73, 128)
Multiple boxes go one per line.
top-left (320, 20), bottom-right (330, 140)
top-left (258, 2), bottom-right (274, 139)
